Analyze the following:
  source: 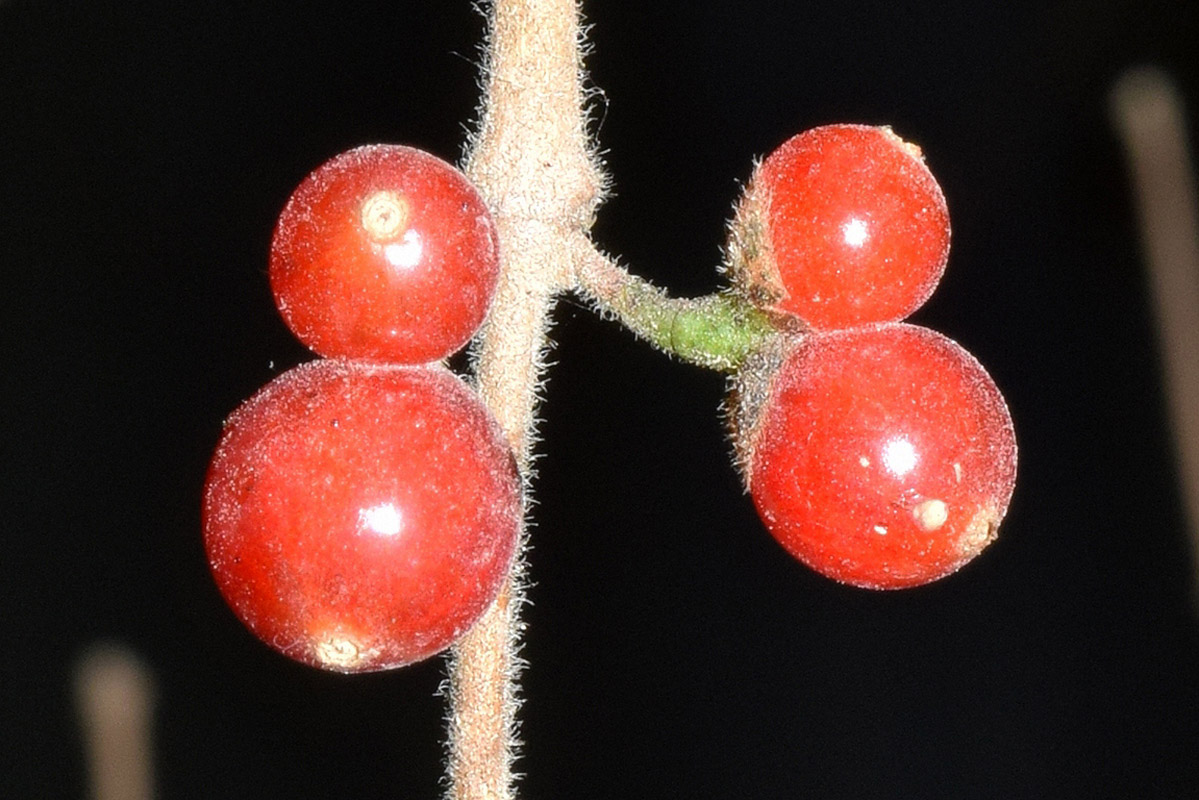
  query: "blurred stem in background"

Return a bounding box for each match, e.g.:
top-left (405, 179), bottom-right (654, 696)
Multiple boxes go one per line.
top-left (74, 643), bottom-right (156, 800)
top-left (1111, 67), bottom-right (1199, 610)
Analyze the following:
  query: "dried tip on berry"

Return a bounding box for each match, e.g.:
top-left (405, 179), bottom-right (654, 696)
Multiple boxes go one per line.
top-left (960, 506), bottom-right (1002, 557)
top-left (360, 191), bottom-right (411, 242)
top-left (311, 629), bottom-right (380, 673)
top-left (879, 124), bottom-right (925, 161)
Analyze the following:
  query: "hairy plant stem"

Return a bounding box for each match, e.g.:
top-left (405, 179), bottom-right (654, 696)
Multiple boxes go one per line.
top-left (445, 0), bottom-right (604, 798)
top-left (443, 1), bottom-right (781, 796)
top-left (575, 241), bottom-right (783, 372)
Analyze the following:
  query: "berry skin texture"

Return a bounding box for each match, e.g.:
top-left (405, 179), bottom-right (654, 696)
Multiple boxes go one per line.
top-left (270, 145), bottom-right (501, 364)
top-left (202, 359), bottom-right (522, 672)
top-left (743, 324), bottom-right (1016, 589)
top-left (731, 124), bottom-right (950, 330)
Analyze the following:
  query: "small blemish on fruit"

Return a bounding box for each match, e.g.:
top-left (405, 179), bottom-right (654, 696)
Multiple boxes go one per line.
top-left (873, 524), bottom-right (888, 535)
top-left (960, 507), bottom-right (999, 556)
top-left (859, 455), bottom-right (871, 467)
top-left (312, 631), bottom-right (376, 672)
top-left (953, 462), bottom-right (963, 483)
top-left (361, 190), bottom-right (410, 242)
top-left (912, 498), bottom-right (948, 531)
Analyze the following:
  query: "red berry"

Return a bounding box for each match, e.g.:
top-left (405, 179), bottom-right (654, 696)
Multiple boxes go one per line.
top-left (731, 124), bottom-right (950, 330)
top-left (741, 324), bottom-right (1016, 589)
top-left (270, 145), bottom-right (501, 364)
top-left (202, 359), bottom-right (521, 672)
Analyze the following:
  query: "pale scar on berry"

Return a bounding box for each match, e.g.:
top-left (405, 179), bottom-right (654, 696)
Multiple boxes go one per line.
top-left (313, 630), bottom-right (377, 671)
top-left (361, 191), bottom-right (411, 242)
top-left (912, 498), bottom-right (948, 532)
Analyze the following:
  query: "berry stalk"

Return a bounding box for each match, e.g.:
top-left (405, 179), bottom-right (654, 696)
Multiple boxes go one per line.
top-left (575, 239), bottom-right (784, 372)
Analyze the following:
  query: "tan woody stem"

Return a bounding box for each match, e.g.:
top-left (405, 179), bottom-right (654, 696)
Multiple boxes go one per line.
top-left (444, 0), bottom-right (605, 798)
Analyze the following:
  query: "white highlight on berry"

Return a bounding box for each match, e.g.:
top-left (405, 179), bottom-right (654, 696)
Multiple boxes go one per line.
top-left (384, 230), bottom-right (424, 270)
top-left (361, 502), bottom-right (404, 537)
top-left (842, 216), bottom-right (870, 248)
top-left (882, 436), bottom-right (918, 477)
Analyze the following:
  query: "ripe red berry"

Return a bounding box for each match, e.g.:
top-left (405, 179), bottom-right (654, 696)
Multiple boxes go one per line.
top-left (740, 323), bottom-right (1016, 589)
top-left (730, 124), bottom-right (950, 330)
top-left (202, 359), bottom-right (522, 672)
top-left (270, 145), bottom-right (501, 364)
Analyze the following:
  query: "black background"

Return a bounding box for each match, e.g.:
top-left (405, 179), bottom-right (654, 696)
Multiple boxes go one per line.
top-left (5, 1), bottom-right (1199, 797)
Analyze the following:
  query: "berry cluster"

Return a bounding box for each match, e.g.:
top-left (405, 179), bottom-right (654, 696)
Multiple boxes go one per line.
top-left (729, 125), bottom-right (1017, 588)
top-left (203, 146), bottom-right (521, 672)
top-left (203, 125), bottom-right (1017, 672)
